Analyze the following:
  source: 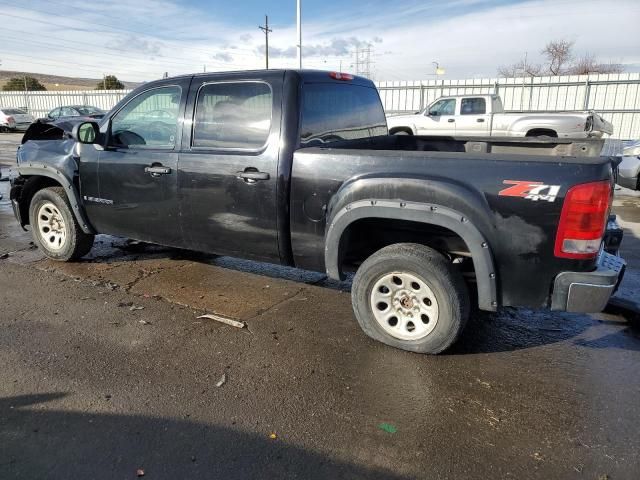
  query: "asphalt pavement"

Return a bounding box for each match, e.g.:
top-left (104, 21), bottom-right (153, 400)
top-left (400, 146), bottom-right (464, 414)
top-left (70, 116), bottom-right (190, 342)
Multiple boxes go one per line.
top-left (1, 132), bottom-right (639, 479)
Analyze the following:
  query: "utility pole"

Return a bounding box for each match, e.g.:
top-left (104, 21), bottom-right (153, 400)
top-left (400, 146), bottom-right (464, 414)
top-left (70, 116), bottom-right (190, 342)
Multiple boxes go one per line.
top-left (22, 74), bottom-right (28, 113)
top-left (296, 0), bottom-right (302, 69)
top-left (259, 15), bottom-right (272, 69)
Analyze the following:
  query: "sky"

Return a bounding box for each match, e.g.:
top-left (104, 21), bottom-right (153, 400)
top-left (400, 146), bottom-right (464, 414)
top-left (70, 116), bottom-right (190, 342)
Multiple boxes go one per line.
top-left (0, 0), bottom-right (638, 83)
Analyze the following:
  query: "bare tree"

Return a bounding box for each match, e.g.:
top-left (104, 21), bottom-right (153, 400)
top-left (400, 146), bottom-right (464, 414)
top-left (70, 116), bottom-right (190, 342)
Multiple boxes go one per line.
top-left (542, 39), bottom-right (573, 75)
top-left (498, 60), bottom-right (542, 78)
top-left (569, 54), bottom-right (624, 75)
top-left (498, 39), bottom-right (625, 77)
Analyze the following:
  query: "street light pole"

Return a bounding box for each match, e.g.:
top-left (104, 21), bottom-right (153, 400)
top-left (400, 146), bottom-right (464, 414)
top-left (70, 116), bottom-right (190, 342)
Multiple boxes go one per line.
top-left (296, 0), bottom-right (302, 69)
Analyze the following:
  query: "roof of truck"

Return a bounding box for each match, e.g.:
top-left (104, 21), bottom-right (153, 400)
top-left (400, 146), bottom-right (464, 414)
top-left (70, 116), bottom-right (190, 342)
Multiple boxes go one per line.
top-left (134, 69), bottom-right (375, 90)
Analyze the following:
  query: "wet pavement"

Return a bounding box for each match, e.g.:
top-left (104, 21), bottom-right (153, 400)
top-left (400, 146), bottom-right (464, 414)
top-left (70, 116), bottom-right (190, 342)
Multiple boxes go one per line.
top-left (1, 132), bottom-right (639, 479)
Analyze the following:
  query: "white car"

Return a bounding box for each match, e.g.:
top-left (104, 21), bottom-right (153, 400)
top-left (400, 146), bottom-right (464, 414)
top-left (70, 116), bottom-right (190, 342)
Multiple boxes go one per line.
top-left (386, 94), bottom-right (614, 139)
top-left (0, 107), bottom-right (35, 132)
top-left (617, 141), bottom-right (640, 191)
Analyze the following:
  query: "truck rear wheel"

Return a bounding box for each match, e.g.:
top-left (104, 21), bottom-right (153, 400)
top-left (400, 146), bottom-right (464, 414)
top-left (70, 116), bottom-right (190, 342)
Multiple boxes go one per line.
top-left (352, 243), bottom-right (469, 354)
top-left (29, 186), bottom-right (94, 261)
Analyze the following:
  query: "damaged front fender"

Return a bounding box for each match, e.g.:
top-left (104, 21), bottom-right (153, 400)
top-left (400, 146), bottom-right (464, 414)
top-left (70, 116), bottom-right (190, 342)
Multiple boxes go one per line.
top-left (14, 128), bottom-right (95, 234)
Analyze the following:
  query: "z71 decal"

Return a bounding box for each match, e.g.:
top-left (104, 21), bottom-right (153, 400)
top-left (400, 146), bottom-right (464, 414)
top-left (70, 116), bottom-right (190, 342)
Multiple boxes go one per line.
top-left (499, 180), bottom-right (561, 203)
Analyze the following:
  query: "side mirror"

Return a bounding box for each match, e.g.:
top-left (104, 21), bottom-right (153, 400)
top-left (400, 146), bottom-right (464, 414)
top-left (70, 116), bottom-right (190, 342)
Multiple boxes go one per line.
top-left (72, 121), bottom-right (100, 144)
top-left (429, 110), bottom-right (440, 117)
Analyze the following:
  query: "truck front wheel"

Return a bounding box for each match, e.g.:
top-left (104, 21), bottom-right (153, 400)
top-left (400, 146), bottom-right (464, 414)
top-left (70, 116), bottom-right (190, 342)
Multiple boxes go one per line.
top-left (29, 186), bottom-right (95, 261)
top-left (352, 243), bottom-right (469, 354)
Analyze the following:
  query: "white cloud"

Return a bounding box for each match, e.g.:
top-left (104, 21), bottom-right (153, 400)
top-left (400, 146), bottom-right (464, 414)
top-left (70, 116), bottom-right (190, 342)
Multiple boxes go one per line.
top-left (0, 0), bottom-right (638, 82)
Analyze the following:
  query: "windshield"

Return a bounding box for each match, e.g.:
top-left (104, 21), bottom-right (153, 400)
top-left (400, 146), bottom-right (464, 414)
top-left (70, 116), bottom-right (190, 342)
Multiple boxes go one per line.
top-left (75, 106), bottom-right (104, 115)
top-left (300, 83), bottom-right (387, 146)
top-left (2, 108), bottom-right (28, 115)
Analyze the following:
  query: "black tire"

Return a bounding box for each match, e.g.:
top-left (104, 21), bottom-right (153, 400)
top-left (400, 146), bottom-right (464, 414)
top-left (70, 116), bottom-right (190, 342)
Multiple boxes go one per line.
top-left (29, 186), bottom-right (94, 261)
top-left (352, 243), bottom-right (469, 354)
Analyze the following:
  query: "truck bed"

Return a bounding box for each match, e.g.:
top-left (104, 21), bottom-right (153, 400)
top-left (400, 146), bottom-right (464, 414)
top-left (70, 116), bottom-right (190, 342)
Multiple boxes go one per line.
top-left (313, 134), bottom-right (607, 158)
top-left (290, 135), bottom-right (616, 308)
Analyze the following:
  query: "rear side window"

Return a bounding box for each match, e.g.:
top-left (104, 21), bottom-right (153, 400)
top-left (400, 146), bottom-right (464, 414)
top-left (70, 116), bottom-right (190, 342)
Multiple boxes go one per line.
top-left (300, 83), bottom-right (387, 146)
top-left (460, 98), bottom-right (486, 115)
top-left (192, 82), bottom-right (272, 150)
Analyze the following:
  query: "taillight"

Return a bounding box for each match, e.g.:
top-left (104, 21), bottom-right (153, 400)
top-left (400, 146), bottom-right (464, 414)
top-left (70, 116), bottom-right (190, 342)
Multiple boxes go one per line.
top-left (329, 72), bottom-right (353, 81)
top-left (554, 181), bottom-right (611, 259)
top-left (585, 115), bottom-right (593, 131)
top-left (6, 116), bottom-right (15, 123)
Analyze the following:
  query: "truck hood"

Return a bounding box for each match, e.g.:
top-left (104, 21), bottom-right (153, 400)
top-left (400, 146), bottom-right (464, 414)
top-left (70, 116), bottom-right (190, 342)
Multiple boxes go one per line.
top-left (16, 119), bottom-right (82, 182)
top-left (21, 118), bottom-right (86, 144)
top-left (386, 113), bottom-right (421, 128)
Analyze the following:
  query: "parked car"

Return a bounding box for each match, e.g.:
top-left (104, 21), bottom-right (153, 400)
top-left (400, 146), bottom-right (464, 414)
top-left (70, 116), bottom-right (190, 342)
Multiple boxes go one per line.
top-left (617, 141), bottom-right (640, 190)
top-left (10, 70), bottom-right (625, 354)
top-left (386, 94), bottom-right (613, 138)
top-left (45, 105), bottom-right (105, 121)
top-left (0, 107), bottom-right (35, 132)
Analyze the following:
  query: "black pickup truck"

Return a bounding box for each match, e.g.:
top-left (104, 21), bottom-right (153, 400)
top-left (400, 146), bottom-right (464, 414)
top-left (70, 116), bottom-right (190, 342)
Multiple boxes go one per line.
top-left (9, 70), bottom-right (626, 354)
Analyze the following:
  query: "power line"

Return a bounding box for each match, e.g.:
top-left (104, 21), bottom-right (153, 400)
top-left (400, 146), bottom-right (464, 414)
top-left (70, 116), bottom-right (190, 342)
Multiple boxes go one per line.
top-left (0, 31), bottom-right (255, 72)
top-left (0, 51), bottom-right (158, 78)
top-left (0, 8), bottom-right (262, 63)
top-left (258, 15), bottom-right (272, 70)
top-left (30, 0), bottom-right (263, 56)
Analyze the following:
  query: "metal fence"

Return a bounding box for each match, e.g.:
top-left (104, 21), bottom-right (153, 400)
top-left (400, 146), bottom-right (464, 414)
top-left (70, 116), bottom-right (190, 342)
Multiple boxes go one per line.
top-left (376, 73), bottom-right (640, 140)
top-left (0, 89), bottom-right (130, 119)
top-left (1, 72), bottom-right (639, 139)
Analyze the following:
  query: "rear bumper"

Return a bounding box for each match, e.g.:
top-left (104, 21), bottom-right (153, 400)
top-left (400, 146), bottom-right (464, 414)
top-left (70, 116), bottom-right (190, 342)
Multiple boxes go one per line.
top-left (617, 175), bottom-right (638, 190)
top-left (551, 252), bottom-right (626, 313)
top-left (13, 122), bottom-right (32, 131)
top-left (617, 156), bottom-right (639, 190)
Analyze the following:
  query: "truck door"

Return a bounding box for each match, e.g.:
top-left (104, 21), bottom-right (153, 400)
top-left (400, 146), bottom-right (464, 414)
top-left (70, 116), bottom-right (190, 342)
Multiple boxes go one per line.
top-left (177, 73), bottom-right (283, 262)
top-left (91, 80), bottom-right (191, 247)
top-left (417, 98), bottom-right (456, 136)
top-left (455, 97), bottom-right (491, 136)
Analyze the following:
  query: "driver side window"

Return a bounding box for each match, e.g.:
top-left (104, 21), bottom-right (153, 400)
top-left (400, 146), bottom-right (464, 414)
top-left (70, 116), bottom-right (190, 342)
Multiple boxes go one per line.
top-left (110, 86), bottom-right (181, 149)
top-left (428, 99), bottom-right (456, 116)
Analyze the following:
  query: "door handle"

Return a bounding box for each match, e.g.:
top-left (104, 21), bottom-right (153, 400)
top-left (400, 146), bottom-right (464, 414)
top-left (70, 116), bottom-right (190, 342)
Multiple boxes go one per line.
top-left (447, 119), bottom-right (455, 123)
top-left (237, 170), bottom-right (270, 181)
top-left (477, 118), bottom-right (485, 123)
top-left (144, 165), bottom-right (172, 177)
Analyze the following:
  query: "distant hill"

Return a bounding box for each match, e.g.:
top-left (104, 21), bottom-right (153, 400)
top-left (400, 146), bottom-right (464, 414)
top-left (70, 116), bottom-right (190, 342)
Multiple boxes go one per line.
top-left (0, 70), bottom-right (141, 91)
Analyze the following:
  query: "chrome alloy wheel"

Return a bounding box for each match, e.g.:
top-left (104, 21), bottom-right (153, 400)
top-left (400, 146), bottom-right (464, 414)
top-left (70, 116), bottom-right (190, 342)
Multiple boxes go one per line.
top-left (370, 272), bottom-right (439, 341)
top-left (37, 202), bottom-right (67, 251)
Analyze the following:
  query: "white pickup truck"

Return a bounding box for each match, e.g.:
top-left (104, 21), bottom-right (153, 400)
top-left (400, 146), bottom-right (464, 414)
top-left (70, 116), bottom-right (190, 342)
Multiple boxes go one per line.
top-left (386, 94), bottom-right (613, 138)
